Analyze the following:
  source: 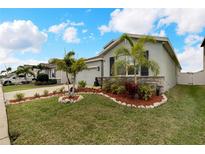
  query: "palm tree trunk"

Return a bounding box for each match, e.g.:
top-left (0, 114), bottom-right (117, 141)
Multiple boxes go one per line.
top-left (134, 60), bottom-right (137, 84)
top-left (72, 74), bottom-right (76, 94)
top-left (65, 72), bottom-right (70, 89)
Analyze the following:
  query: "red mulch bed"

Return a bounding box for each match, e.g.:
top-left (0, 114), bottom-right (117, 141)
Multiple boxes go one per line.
top-left (77, 87), bottom-right (102, 93)
top-left (77, 87), bottom-right (163, 106)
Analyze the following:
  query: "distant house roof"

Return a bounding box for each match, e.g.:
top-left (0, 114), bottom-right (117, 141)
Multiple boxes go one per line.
top-left (201, 37), bottom-right (205, 47)
top-left (88, 33), bottom-right (181, 69)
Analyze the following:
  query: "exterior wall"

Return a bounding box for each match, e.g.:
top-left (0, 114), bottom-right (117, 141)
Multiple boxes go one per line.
top-left (147, 42), bottom-right (178, 90)
top-left (76, 60), bottom-right (102, 86)
top-left (102, 40), bottom-right (178, 91)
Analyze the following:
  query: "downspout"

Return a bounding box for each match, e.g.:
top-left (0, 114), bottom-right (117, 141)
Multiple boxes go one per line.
top-left (101, 60), bottom-right (104, 88)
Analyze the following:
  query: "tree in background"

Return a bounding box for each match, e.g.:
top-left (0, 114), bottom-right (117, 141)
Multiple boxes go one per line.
top-left (15, 66), bottom-right (35, 81)
top-left (50, 51), bottom-right (87, 94)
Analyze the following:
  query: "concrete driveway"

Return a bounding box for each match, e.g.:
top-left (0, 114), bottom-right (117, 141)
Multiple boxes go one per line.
top-left (4, 84), bottom-right (69, 101)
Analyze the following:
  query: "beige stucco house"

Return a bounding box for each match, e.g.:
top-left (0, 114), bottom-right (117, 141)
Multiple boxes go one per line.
top-left (76, 33), bottom-right (182, 91)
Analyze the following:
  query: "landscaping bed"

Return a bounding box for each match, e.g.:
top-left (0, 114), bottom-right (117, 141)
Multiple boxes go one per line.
top-left (77, 87), bottom-right (165, 107)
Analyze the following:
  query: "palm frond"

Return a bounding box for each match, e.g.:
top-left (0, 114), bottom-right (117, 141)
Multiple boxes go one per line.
top-left (114, 47), bottom-right (130, 58)
top-left (120, 34), bottom-right (134, 47)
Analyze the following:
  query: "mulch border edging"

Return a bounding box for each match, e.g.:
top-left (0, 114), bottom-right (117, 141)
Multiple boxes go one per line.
top-left (77, 92), bottom-right (168, 109)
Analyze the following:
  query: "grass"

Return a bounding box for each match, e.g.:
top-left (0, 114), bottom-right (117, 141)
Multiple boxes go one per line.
top-left (6, 85), bottom-right (205, 144)
top-left (3, 84), bottom-right (60, 93)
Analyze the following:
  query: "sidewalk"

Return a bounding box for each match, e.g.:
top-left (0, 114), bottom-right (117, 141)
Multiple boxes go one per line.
top-left (4, 84), bottom-right (69, 101)
top-left (0, 84), bottom-right (10, 145)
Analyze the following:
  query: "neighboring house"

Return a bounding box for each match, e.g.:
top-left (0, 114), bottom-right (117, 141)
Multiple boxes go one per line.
top-left (177, 37), bottom-right (205, 85)
top-left (35, 63), bottom-right (68, 84)
top-left (76, 33), bottom-right (182, 91)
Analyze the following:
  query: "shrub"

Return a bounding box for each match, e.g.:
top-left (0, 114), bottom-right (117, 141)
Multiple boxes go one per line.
top-left (15, 93), bottom-right (25, 101)
top-left (102, 80), bottom-right (112, 92)
top-left (52, 90), bottom-right (57, 94)
top-left (78, 80), bottom-right (87, 88)
top-left (125, 82), bottom-right (138, 97)
top-left (116, 86), bottom-right (126, 94)
top-left (48, 79), bottom-right (57, 85)
top-left (59, 87), bottom-right (65, 93)
top-left (43, 90), bottom-right (49, 96)
top-left (110, 84), bottom-right (119, 94)
top-left (36, 73), bottom-right (49, 82)
top-left (34, 92), bottom-right (40, 98)
top-left (138, 84), bottom-right (154, 100)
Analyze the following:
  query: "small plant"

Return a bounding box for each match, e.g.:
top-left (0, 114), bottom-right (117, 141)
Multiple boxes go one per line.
top-left (116, 86), bottom-right (126, 94)
top-left (59, 87), bottom-right (65, 93)
top-left (52, 90), bottom-right (57, 94)
top-left (102, 80), bottom-right (112, 92)
top-left (110, 83), bottom-right (119, 94)
top-left (15, 93), bottom-right (25, 101)
top-left (125, 82), bottom-right (138, 97)
top-left (43, 90), bottom-right (49, 96)
top-left (34, 92), bottom-right (40, 98)
top-left (78, 80), bottom-right (87, 88)
top-left (138, 84), bottom-right (154, 100)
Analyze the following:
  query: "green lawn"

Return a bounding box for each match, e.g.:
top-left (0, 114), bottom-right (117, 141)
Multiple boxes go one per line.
top-left (6, 85), bottom-right (205, 144)
top-left (3, 84), bottom-right (60, 92)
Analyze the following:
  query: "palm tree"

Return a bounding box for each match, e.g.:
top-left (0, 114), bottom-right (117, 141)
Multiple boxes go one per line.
top-left (114, 34), bottom-right (160, 84)
top-left (70, 58), bottom-right (87, 93)
top-left (49, 51), bottom-right (87, 94)
top-left (16, 66), bottom-right (35, 81)
top-left (34, 64), bottom-right (49, 76)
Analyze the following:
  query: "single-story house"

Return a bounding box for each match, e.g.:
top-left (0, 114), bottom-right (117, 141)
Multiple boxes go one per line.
top-left (76, 33), bottom-right (182, 91)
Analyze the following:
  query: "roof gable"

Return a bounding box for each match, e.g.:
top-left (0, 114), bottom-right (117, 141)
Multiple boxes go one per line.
top-left (201, 37), bottom-right (205, 47)
top-left (94, 33), bottom-right (181, 69)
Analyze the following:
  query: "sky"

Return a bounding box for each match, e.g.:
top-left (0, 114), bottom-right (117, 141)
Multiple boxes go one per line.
top-left (0, 8), bottom-right (205, 72)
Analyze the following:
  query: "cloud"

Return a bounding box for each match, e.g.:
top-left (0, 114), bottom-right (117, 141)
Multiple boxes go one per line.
top-left (0, 20), bottom-right (47, 52)
top-left (98, 9), bottom-right (163, 35)
top-left (158, 9), bottom-right (205, 35)
top-left (0, 20), bottom-right (47, 70)
top-left (184, 34), bottom-right (203, 46)
top-left (82, 29), bottom-right (88, 33)
top-left (63, 27), bottom-right (80, 43)
top-left (177, 34), bottom-right (204, 72)
top-left (48, 22), bottom-right (68, 33)
top-left (151, 30), bottom-right (166, 37)
top-left (99, 8), bottom-right (205, 36)
top-left (69, 21), bottom-right (84, 26)
top-left (48, 20), bottom-right (84, 34)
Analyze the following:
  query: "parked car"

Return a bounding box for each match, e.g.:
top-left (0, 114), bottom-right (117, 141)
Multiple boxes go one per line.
top-left (1, 74), bottom-right (34, 85)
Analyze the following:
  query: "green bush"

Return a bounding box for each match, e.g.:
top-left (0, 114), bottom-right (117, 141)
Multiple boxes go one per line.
top-left (78, 80), bottom-right (87, 88)
top-left (103, 78), bottom-right (126, 94)
top-left (15, 93), bottom-right (25, 101)
top-left (102, 80), bottom-right (113, 92)
top-left (110, 84), bottom-right (119, 94)
top-left (138, 84), bottom-right (154, 100)
top-left (43, 90), bottom-right (49, 96)
top-left (36, 73), bottom-right (49, 82)
top-left (48, 79), bottom-right (57, 84)
top-left (116, 86), bottom-right (126, 94)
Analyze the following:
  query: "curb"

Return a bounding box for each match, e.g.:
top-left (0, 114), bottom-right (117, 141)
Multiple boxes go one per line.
top-left (0, 84), bottom-right (11, 145)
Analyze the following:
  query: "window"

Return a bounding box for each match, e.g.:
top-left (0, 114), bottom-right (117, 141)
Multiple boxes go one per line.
top-left (128, 65), bottom-right (139, 75)
top-left (110, 57), bottom-right (115, 76)
top-left (140, 50), bottom-right (149, 76)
